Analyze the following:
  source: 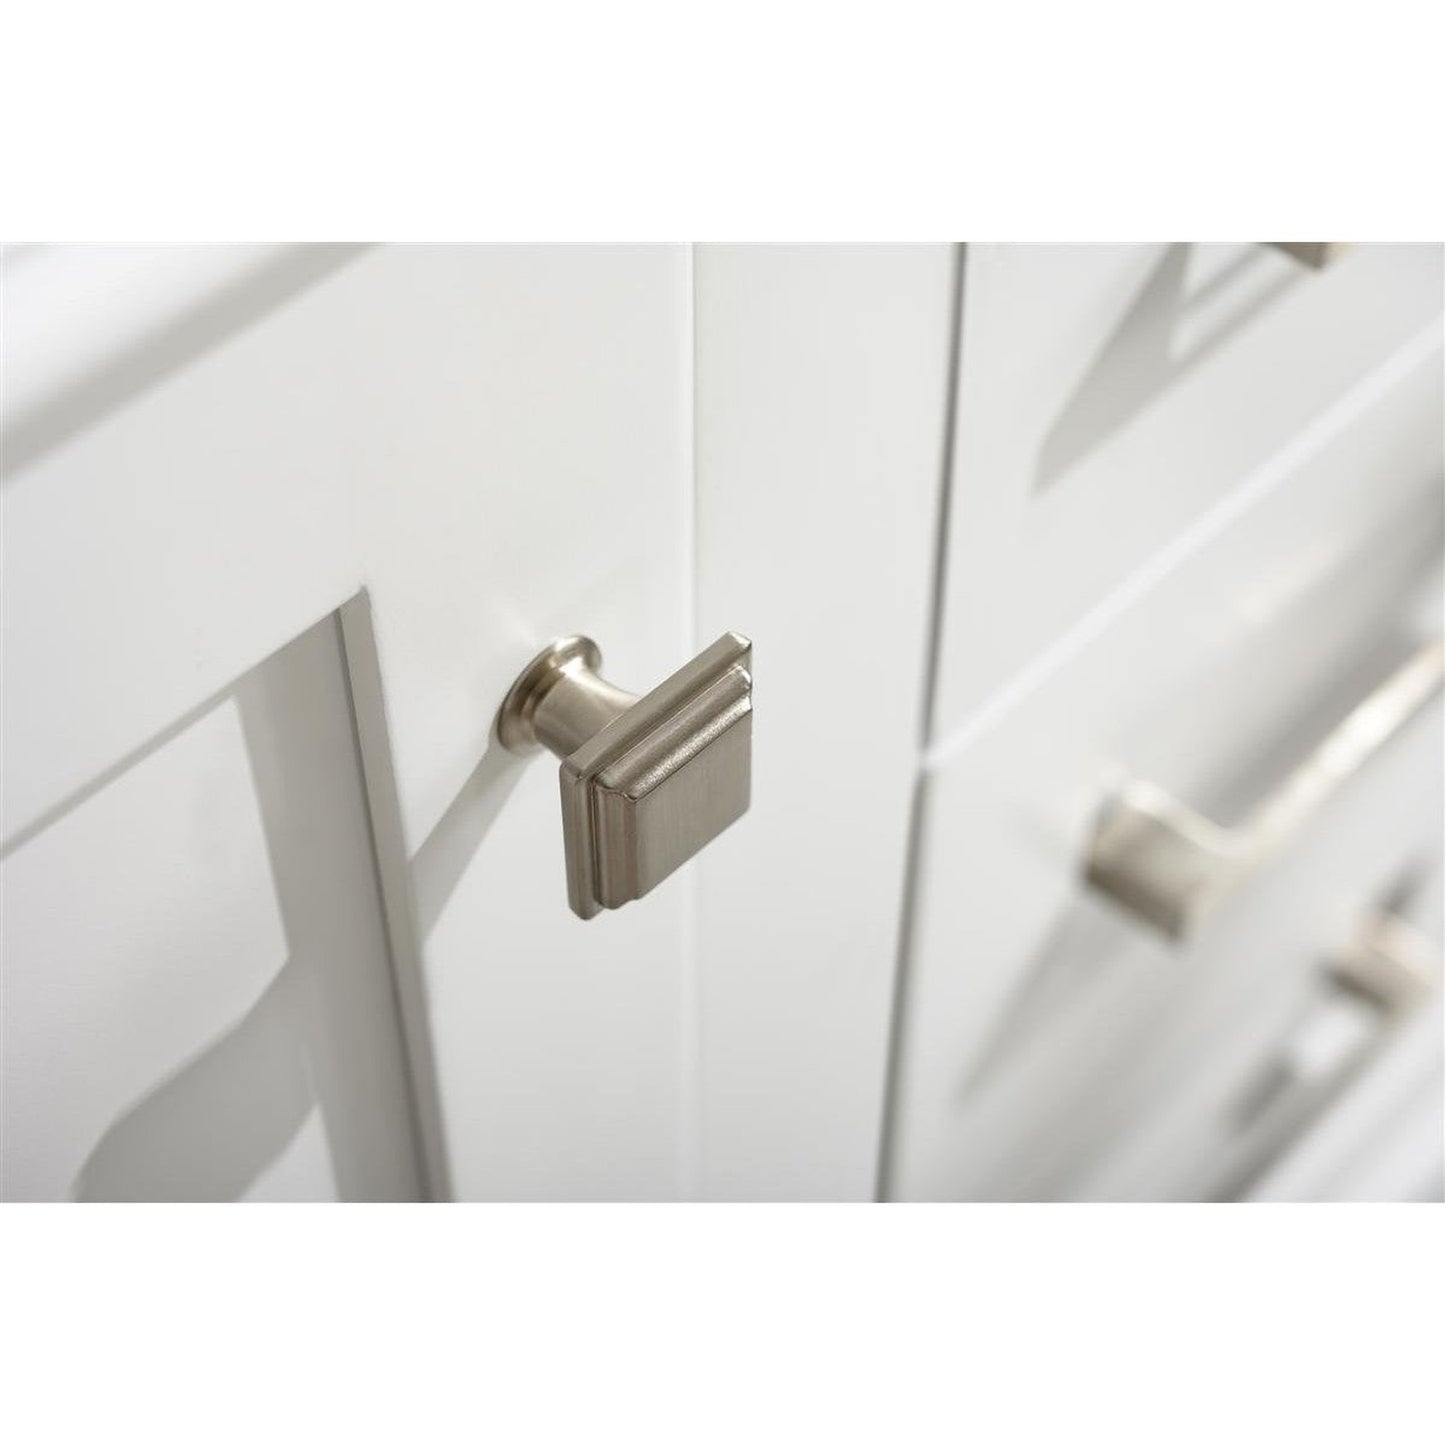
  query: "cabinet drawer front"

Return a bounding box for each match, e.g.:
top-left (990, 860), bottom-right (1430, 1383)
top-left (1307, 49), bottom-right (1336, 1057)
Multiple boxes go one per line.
top-left (885, 335), bottom-right (1443, 1201)
top-left (932, 243), bottom-right (1443, 736)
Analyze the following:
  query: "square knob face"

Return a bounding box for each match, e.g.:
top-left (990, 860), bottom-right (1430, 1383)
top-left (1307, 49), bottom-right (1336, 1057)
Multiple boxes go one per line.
top-left (557, 633), bottom-right (752, 918)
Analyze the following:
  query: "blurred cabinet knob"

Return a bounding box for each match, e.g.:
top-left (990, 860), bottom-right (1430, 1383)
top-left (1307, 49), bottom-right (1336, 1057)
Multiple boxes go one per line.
top-left (498, 632), bottom-right (753, 919)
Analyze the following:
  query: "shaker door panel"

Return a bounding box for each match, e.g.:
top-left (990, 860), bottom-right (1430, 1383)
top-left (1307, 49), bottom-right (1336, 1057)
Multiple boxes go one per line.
top-left (0, 615), bottom-right (423, 1201)
top-left (2, 245), bottom-right (694, 1201)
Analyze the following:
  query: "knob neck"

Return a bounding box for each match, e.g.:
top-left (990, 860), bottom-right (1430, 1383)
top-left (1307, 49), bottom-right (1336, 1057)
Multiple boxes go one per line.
top-left (497, 636), bottom-right (638, 756)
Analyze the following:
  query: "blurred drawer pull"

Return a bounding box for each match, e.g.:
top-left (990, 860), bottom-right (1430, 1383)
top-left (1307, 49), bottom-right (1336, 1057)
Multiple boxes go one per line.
top-left (1328, 908), bottom-right (1438, 1017)
top-left (1270, 243), bottom-right (1352, 269)
top-left (1085, 639), bottom-right (1445, 939)
top-left (1223, 908), bottom-right (1438, 1200)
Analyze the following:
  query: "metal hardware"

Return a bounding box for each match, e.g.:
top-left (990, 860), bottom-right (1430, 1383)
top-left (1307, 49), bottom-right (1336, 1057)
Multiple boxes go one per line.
top-left (1270, 243), bottom-right (1351, 269)
top-left (1275, 912), bottom-right (1438, 1095)
top-left (1328, 909), bottom-right (1438, 1018)
top-left (498, 632), bottom-right (752, 919)
top-left (1216, 907), bottom-right (1439, 1200)
top-left (1085, 639), bottom-right (1445, 939)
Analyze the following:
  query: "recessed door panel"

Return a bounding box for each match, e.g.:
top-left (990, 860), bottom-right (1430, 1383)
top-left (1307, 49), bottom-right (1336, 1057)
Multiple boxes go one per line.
top-left (0, 614), bottom-right (422, 1201)
top-left (3, 245), bottom-right (693, 1200)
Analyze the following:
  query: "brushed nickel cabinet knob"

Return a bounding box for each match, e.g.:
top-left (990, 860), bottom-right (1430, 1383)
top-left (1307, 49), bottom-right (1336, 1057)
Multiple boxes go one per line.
top-left (498, 632), bottom-right (753, 919)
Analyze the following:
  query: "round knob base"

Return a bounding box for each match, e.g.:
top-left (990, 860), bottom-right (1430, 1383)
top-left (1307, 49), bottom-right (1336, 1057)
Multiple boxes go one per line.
top-left (496, 636), bottom-right (607, 754)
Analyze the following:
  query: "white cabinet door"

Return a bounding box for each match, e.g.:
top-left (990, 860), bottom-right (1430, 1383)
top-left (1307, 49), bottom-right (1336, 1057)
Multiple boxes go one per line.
top-left (692, 245), bottom-right (955, 1199)
top-left (2, 245), bottom-right (695, 1201)
top-left (3, 244), bottom-right (952, 1201)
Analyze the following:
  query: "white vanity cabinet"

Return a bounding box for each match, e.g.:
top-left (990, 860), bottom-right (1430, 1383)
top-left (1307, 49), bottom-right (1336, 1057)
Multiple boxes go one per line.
top-left (2, 243), bottom-right (1440, 1202)
top-left (1, 244), bottom-right (950, 1201)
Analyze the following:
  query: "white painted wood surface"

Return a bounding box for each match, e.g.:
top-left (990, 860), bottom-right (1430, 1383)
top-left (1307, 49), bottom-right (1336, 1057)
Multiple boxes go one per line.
top-left (0, 616), bottom-right (422, 1200)
top-left (931, 243), bottom-right (1445, 734)
top-left (4, 242), bottom-right (950, 1203)
top-left (692, 245), bottom-right (956, 1198)
top-left (7, 243), bottom-right (1440, 1204)
top-left (1247, 1001), bottom-right (1444, 1203)
top-left (3, 245), bottom-right (693, 1200)
top-left (885, 328), bottom-right (1444, 1200)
